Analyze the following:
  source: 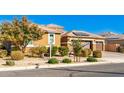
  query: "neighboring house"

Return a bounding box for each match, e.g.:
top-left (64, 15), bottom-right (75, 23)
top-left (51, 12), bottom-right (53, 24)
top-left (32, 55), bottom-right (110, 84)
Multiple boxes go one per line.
top-left (100, 32), bottom-right (124, 52)
top-left (61, 30), bottom-right (105, 51)
top-left (26, 24), bottom-right (64, 51)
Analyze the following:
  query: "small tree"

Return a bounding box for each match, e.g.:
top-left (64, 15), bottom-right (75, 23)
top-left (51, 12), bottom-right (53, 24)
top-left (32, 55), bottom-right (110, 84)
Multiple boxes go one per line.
top-left (51, 46), bottom-right (58, 56)
top-left (58, 46), bottom-right (69, 56)
top-left (39, 46), bottom-right (47, 58)
top-left (72, 39), bottom-right (82, 62)
top-left (0, 16), bottom-right (45, 53)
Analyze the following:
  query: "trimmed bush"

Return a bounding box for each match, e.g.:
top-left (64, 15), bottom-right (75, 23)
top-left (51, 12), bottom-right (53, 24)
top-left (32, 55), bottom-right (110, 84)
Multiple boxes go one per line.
top-left (29, 47), bottom-right (40, 57)
top-left (58, 47), bottom-right (69, 56)
top-left (29, 46), bottom-right (47, 57)
top-left (0, 50), bottom-right (7, 58)
top-left (93, 50), bottom-right (102, 58)
top-left (39, 46), bottom-right (48, 57)
top-left (51, 46), bottom-right (58, 56)
top-left (11, 51), bottom-right (24, 60)
top-left (48, 58), bottom-right (59, 64)
top-left (0, 45), bottom-right (5, 49)
top-left (6, 60), bottom-right (15, 66)
top-left (87, 49), bottom-right (92, 55)
top-left (87, 56), bottom-right (97, 62)
top-left (62, 58), bottom-right (72, 63)
top-left (81, 48), bottom-right (91, 57)
top-left (12, 47), bottom-right (20, 51)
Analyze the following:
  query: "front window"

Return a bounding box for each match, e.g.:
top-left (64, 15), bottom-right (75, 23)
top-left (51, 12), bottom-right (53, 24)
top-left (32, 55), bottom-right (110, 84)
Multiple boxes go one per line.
top-left (50, 34), bottom-right (54, 44)
top-left (27, 40), bottom-right (34, 47)
top-left (28, 40), bottom-right (33, 45)
top-left (49, 33), bottom-right (55, 44)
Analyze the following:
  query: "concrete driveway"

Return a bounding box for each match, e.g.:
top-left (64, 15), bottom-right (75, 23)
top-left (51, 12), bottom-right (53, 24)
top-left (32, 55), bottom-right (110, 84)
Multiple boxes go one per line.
top-left (102, 51), bottom-right (124, 63)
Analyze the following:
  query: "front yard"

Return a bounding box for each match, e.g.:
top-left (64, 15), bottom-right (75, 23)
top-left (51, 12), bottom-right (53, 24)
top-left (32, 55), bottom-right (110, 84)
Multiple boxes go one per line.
top-left (0, 51), bottom-right (123, 68)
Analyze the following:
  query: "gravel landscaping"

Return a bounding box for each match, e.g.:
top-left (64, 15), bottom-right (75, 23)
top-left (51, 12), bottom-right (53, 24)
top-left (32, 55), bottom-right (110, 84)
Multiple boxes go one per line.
top-left (0, 51), bottom-right (123, 68)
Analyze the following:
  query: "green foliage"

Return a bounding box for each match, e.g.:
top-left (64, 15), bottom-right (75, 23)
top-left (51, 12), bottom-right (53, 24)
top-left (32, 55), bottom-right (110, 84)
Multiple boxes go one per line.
top-left (0, 44), bottom-right (5, 49)
top-left (29, 46), bottom-right (47, 57)
top-left (51, 46), bottom-right (58, 56)
top-left (11, 51), bottom-right (24, 60)
top-left (0, 16), bottom-right (45, 53)
top-left (6, 60), bottom-right (15, 66)
top-left (81, 48), bottom-right (92, 57)
top-left (62, 58), bottom-right (72, 63)
top-left (29, 47), bottom-right (39, 57)
top-left (39, 46), bottom-right (48, 54)
top-left (87, 48), bottom-right (92, 55)
top-left (12, 46), bottom-right (20, 51)
top-left (0, 50), bottom-right (7, 58)
top-left (58, 46), bottom-right (69, 56)
top-left (87, 56), bottom-right (97, 62)
top-left (72, 40), bottom-right (82, 56)
top-left (93, 50), bottom-right (102, 58)
top-left (48, 58), bottom-right (59, 64)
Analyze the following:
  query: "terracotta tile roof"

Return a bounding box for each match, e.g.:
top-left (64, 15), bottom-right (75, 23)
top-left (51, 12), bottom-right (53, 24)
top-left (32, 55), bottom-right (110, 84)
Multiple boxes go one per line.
top-left (62, 30), bottom-right (104, 39)
top-left (46, 24), bottom-right (64, 29)
top-left (39, 25), bottom-right (62, 34)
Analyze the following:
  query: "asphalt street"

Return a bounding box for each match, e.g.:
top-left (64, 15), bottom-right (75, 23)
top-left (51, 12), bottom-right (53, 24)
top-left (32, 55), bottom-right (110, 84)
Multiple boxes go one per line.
top-left (1, 63), bottom-right (124, 77)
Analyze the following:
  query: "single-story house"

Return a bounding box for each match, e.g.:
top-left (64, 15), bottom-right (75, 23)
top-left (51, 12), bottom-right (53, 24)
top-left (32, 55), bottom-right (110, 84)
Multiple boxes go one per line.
top-left (61, 30), bottom-right (105, 51)
top-left (25, 24), bottom-right (64, 52)
top-left (100, 32), bottom-right (124, 52)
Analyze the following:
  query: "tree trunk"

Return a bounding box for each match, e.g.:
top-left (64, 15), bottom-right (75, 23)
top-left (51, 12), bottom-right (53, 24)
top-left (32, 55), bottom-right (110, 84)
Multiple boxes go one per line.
top-left (22, 47), bottom-right (26, 53)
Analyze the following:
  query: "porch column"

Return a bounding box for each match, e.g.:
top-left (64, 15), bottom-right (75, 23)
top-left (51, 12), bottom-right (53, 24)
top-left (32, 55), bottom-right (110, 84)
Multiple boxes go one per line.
top-left (103, 41), bottom-right (105, 51)
top-left (92, 40), bottom-right (96, 51)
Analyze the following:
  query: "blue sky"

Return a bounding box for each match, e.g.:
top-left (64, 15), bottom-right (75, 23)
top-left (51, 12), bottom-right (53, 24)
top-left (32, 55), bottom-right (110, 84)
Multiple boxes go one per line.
top-left (0, 15), bottom-right (124, 34)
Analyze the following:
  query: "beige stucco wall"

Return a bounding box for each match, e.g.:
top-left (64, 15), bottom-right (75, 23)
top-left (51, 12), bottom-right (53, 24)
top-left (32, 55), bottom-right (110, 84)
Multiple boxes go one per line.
top-left (25, 33), bottom-right (61, 53)
top-left (54, 34), bottom-right (61, 47)
top-left (33, 33), bottom-right (49, 46)
top-left (33, 33), bottom-right (60, 47)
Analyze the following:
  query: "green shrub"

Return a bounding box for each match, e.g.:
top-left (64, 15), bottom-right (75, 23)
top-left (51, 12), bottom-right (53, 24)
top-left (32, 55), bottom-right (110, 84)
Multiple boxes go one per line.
top-left (29, 46), bottom-right (47, 57)
top-left (81, 48), bottom-right (91, 57)
top-left (12, 47), bottom-right (20, 51)
top-left (62, 58), bottom-right (72, 63)
top-left (0, 50), bottom-right (7, 58)
top-left (51, 46), bottom-right (58, 56)
top-left (29, 47), bottom-right (39, 57)
top-left (39, 46), bottom-right (47, 53)
top-left (0, 45), bottom-right (5, 49)
top-left (87, 56), bottom-right (97, 62)
top-left (58, 47), bottom-right (69, 56)
top-left (87, 49), bottom-right (92, 55)
top-left (48, 58), bottom-right (59, 64)
top-left (39, 46), bottom-right (48, 57)
top-left (6, 60), bottom-right (15, 66)
top-left (11, 51), bottom-right (24, 60)
top-left (93, 50), bottom-right (102, 58)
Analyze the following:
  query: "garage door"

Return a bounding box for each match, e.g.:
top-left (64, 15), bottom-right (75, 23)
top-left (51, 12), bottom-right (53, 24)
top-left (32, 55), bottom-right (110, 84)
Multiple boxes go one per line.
top-left (96, 41), bottom-right (103, 51)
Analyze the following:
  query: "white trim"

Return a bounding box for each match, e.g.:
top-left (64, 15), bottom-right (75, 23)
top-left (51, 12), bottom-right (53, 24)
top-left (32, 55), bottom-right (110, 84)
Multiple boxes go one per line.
top-left (26, 40), bottom-right (34, 47)
top-left (26, 45), bottom-right (34, 47)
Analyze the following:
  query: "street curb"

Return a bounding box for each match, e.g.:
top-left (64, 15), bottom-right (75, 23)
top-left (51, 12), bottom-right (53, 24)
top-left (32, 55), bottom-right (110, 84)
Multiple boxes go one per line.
top-left (0, 61), bottom-right (121, 72)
